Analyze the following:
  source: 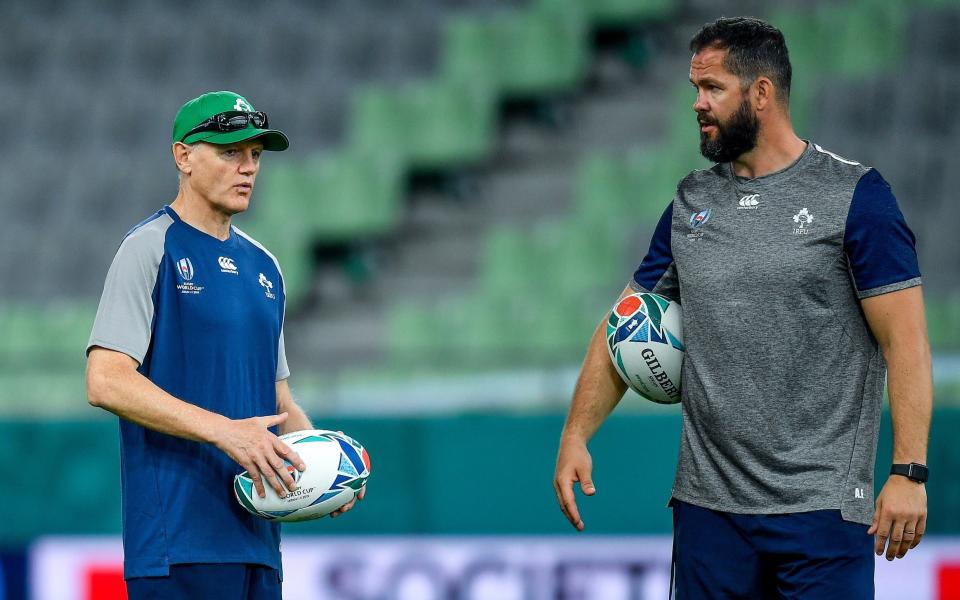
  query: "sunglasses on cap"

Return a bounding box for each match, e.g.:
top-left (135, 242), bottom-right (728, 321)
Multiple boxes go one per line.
top-left (180, 111), bottom-right (270, 142)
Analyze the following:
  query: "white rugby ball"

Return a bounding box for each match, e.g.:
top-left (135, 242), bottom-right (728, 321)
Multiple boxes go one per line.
top-left (234, 429), bottom-right (371, 522)
top-left (606, 292), bottom-right (684, 404)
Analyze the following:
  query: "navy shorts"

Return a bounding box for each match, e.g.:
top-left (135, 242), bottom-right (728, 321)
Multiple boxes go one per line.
top-left (126, 563), bottom-right (281, 600)
top-left (671, 499), bottom-right (874, 600)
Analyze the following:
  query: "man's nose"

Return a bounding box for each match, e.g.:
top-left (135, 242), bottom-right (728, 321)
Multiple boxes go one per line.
top-left (693, 92), bottom-right (710, 113)
top-left (239, 152), bottom-right (257, 173)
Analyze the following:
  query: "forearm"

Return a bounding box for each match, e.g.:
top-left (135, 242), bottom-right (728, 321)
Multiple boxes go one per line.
top-left (86, 359), bottom-right (226, 443)
top-left (280, 400), bottom-right (313, 434)
top-left (276, 379), bottom-right (313, 434)
top-left (561, 320), bottom-right (628, 445)
top-left (885, 341), bottom-right (933, 464)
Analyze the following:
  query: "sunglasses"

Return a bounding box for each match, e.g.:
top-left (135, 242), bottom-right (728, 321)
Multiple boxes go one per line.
top-left (181, 111), bottom-right (269, 141)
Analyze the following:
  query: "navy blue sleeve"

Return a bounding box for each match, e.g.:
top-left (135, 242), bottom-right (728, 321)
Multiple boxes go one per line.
top-left (844, 169), bottom-right (921, 298)
top-left (632, 202), bottom-right (679, 300)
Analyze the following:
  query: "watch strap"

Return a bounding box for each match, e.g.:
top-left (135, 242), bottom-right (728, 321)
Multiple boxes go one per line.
top-left (890, 462), bottom-right (928, 483)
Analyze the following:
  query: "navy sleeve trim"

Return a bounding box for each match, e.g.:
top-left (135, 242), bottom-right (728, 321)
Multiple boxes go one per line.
top-left (633, 202), bottom-right (674, 291)
top-left (843, 169), bottom-right (921, 298)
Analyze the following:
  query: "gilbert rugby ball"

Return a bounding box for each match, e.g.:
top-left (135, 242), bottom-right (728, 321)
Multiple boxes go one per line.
top-left (606, 292), bottom-right (684, 404)
top-left (234, 429), bottom-right (371, 522)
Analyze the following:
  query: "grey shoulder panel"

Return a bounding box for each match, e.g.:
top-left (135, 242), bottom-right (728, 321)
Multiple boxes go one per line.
top-left (87, 213), bottom-right (173, 364)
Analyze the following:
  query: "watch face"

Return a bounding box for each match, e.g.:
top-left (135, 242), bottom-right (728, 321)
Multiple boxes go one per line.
top-left (909, 463), bottom-right (929, 482)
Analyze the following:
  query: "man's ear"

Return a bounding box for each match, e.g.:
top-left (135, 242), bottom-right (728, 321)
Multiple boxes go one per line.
top-left (753, 76), bottom-right (775, 112)
top-left (172, 142), bottom-right (194, 175)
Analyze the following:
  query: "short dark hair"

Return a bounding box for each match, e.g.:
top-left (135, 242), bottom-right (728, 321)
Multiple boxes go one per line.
top-left (690, 17), bottom-right (792, 105)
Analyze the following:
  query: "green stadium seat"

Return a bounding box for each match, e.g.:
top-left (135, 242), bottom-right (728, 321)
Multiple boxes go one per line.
top-left (0, 303), bottom-right (94, 370)
top-left (305, 150), bottom-right (403, 240)
top-left (624, 147), bottom-right (691, 220)
top-left (573, 152), bottom-right (632, 229)
top-left (568, 0), bottom-right (675, 27)
top-left (244, 150), bottom-right (403, 301)
top-left (347, 86), bottom-right (409, 162)
top-left (532, 219), bottom-right (624, 296)
top-left (387, 301), bottom-right (437, 359)
top-left (927, 298), bottom-right (960, 351)
top-left (401, 79), bottom-right (495, 170)
top-left (835, 2), bottom-right (906, 76)
top-left (494, 4), bottom-right (589, 97)
top-left (441, 16), bottom-right (501, 93)
top-left (479, 226), bottom-right (545, 299)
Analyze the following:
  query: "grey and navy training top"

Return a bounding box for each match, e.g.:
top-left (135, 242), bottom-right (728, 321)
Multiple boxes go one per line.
top-left (630, 142), bottom-right (921, 525)
top-left (87, 205), bottom-right (289, 577)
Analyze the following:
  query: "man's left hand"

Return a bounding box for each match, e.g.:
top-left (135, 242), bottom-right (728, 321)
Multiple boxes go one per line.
top-left (868, 475), bottom-right (927, 560)
top-left (329, 484), bottom-right (366, 519)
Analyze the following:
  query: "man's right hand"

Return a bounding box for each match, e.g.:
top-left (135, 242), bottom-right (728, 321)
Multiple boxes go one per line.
top-left (214, 412), bottom-right (306, 499)
top-left (553, 437), bottom-right (596, 531)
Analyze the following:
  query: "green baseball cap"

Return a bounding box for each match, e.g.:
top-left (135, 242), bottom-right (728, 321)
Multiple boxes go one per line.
top-left (172, 91), bottom-right (289, 151)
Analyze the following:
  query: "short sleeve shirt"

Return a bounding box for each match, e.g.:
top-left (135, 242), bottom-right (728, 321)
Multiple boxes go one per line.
top-left (88, 205), bottom-right (289, 577)
top-left (630, 143), bottom-right (921, 525)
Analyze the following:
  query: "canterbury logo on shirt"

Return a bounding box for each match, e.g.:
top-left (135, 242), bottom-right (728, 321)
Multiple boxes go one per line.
top-left (738, 194), bottom-right (760, 209)
top-left (218, 256), bottom-right (238, 274)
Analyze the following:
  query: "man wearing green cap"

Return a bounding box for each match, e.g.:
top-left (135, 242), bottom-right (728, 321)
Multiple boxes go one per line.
top-left (86, 91), bottom-right (363, 598)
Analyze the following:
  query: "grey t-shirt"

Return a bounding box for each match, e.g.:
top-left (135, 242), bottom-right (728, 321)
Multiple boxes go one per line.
top-left (631, 142), bottom-right (921, 524)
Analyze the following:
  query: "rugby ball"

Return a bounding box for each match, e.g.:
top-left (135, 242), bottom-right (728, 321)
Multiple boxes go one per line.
top-left (606, 292), bottom-right (684, 404)
top-left (234, 429), bottom-right (371, 522)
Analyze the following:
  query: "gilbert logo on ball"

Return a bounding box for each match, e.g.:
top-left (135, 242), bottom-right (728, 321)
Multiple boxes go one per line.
top-left (606, 293), bottom-right (684, 404)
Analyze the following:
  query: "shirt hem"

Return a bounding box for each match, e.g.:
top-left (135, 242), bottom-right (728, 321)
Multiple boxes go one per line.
top-left (124, 552), bottom-right (281, 580)
top-left (86, 339), bottom-right (146, 364)
top-left (669, 488), bottom-right (867, 523)
top-left (857, 276), bottom-right (922, 299)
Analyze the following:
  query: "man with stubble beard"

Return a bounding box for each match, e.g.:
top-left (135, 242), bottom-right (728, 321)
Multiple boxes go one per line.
top-left (554, 17), bottom-right (931, 599)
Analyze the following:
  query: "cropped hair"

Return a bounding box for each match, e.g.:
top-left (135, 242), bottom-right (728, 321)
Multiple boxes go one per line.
top-left (690, 17), bottom-right (792, 105)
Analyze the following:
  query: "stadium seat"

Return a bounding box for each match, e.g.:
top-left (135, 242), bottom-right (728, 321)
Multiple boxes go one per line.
top-left (347, 86), bottom-right (410, 162)
top-left (441, 16), bottom-right (500, 93)
top-left (478, 226), bottom-right (539, 298)
top-left (927, 298), bottom-right (960, 350)
top-left (305, 151), bottom-right (404, 240)
top-left (565, 0), bottom-right (675, 27)
top-left (494, 4), bottom-right (589, 97)
top-left (386, 301), bottom-right (437, 358)
top-left (0, 303), bottom-right (94, 370)
top-left (572, 151), bottom-right (633, 231)
top-left (531, 218), bottom-right (624, 296)
top-left (401, 78), bottom-right (496, 170)
top-left (835, 2), bottom-right (906, 76)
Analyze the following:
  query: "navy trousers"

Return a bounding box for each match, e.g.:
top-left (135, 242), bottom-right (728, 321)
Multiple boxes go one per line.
top-left (126, 563), bottom-right (281, 600)
top-left (671, 499), bottom-right (874, 599)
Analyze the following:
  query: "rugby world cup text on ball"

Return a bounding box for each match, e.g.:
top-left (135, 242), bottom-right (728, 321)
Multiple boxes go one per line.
top-left (640, 348), bottom-right (680, 399)
top-left (279, 486), bottom-right (316, 503)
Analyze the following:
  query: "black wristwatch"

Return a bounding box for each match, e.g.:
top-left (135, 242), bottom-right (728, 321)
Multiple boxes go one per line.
top-left (890, 463), bottom-right (928, 483)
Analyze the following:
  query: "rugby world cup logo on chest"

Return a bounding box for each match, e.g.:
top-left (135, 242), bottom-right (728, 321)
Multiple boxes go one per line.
top-left (175, 257), bottom-right (204, 295)
top-left (177, 258), bottom-right (194, 281)
top-left (687, 208), bottom-right (712, 240)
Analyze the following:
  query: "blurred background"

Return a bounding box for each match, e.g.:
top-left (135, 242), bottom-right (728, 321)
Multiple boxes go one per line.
top-left (1, 0), bottom-right (959, 598)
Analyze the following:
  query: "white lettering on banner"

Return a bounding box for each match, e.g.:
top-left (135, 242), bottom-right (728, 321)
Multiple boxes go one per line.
top-left (28, 536), bottom-right (960, 600)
